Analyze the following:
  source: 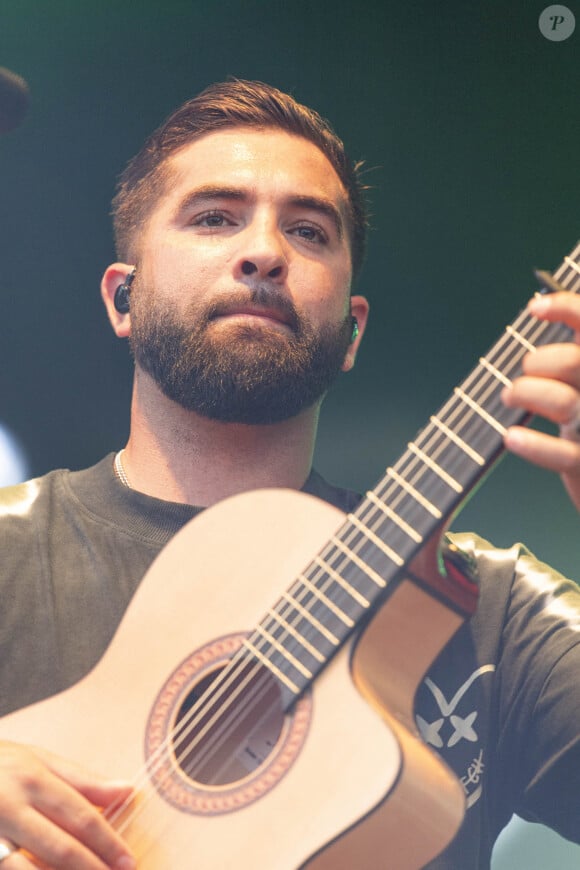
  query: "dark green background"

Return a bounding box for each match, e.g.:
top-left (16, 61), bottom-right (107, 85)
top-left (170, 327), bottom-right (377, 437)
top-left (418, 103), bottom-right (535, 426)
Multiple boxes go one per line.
top-left (0, 3), bottom-right (579, 864)
top-left (0, 2), bottom-right (578, 567)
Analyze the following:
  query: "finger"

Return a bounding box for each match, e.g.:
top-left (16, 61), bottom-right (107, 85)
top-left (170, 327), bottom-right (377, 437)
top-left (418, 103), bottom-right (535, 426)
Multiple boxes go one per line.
top-left (0, 838), bottom-right (24, 869)
top-left (33, 749), bottom-right (135, 864)
top-left (9, 808), bottom-right (126, 870)
top-left (34, 749), bottom-right (133, 811)
top-left (0, 747), bottom-right (134, 870)
top-left (502, 376), bottom-right (580, 426)
top-left (529, 292), bottom-right (580, 337)
top-left (0, 849), bottom-right (38, 869)
top-left (521, 343), bottom-right (580, 389)
top-left (504, 425), bottom-right (580, 473)
top-left (31, 784), bottom-right (135, 869)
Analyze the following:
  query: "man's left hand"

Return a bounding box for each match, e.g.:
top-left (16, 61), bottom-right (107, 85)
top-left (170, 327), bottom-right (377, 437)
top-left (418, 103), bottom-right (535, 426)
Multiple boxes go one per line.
top-left (502, 291), bottom-right (580, 512)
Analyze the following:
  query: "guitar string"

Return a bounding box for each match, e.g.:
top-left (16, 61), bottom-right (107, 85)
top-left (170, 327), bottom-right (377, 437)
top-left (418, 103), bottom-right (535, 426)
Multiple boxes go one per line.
top-left (107, 320), bottom-right (548, 832)
top-left (359, 260), bottom-right (580, 538)
top-left (276, 251), bottom-right (580, 676)
top-left (255, 275), bottom-right (578, 692)
top-left (335, 261), bottom-right (580, 622)
top-left (107, 260), bottom-right (580, 836)
top-left (106, 312), bottom-right (572, 836)
top-left (105, 255), bottom-right (580, 834)
top-left (105, 652), bottom-right (276, 828)
top-left (319, 292), bottom-right (572, 588)
top-left (268, 256), bottom-right (580, 657)
top-left (131, 252), bottom-right (580, 796)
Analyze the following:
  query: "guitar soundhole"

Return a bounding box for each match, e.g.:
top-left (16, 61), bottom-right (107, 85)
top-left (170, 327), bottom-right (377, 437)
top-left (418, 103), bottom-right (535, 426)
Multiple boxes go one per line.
top-left (144, 633), bottom-right (312, 815)
top-left (174, 664), bottom-right (285, 786)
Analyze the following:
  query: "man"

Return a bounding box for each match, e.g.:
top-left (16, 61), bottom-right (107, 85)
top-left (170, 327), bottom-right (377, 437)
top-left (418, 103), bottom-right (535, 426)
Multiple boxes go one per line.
top-left (0, 79), bottom-right (579, 869)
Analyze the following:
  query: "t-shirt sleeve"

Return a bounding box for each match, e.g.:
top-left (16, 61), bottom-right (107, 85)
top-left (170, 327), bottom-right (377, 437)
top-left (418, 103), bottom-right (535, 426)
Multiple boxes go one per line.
top-left (494, 545), bottom-right (580, 842)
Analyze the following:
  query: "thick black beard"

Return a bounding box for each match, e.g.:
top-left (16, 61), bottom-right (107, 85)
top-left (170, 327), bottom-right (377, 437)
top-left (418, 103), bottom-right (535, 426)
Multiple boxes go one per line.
top-left (129, 288), bottom-right (352, 424)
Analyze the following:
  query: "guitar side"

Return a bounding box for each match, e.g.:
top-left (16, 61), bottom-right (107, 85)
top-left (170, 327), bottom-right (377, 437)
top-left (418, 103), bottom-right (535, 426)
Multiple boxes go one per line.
top-left (0, 489), bottom-right (465, 868)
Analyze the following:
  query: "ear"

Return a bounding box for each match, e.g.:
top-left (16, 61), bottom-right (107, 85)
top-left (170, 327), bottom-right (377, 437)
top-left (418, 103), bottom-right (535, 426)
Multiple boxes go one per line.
top-left (101, 262), bottom-right (135, 338)
top-left (341, 294), bottom-right (369, 372)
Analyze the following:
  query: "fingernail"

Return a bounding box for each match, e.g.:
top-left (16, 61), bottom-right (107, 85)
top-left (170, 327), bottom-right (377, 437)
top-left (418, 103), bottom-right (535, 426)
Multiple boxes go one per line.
top-left (504, 427), bottom-right (524, 448)
top-left (529, 295), bottom-right (550, 316)
top-left (114, 857), bottom-right (136, 870)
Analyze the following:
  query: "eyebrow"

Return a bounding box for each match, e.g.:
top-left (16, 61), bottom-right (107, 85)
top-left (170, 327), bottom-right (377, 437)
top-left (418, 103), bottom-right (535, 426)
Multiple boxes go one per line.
top-left (175, 185), bottom-right (345, 239)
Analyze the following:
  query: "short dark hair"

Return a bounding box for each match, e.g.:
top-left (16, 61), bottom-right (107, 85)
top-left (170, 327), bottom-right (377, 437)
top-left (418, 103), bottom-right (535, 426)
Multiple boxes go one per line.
top-left (112, 79), bottom-right (369, 279)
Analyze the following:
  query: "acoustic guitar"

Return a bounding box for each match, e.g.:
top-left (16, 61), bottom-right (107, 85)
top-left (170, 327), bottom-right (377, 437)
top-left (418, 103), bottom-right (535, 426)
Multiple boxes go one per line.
top-left (1, 243), bottom-right (579, 868)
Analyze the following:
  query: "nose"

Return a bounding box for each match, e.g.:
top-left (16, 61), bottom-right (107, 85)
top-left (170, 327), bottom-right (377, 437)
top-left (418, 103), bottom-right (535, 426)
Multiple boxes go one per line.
top-left (233, 222), bottom-right (288, 284)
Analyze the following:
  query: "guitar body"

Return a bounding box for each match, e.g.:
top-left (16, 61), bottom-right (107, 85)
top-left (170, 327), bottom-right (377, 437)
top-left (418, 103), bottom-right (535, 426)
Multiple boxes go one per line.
top-left (0, 489), bottom-right (465, 868)
top-left (3, 244), bottom-right (577, 867)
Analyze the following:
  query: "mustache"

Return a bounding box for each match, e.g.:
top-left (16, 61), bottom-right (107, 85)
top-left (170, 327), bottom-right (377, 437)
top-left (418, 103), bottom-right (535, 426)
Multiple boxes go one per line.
top-left (203, 287), bottom-right (301, 332)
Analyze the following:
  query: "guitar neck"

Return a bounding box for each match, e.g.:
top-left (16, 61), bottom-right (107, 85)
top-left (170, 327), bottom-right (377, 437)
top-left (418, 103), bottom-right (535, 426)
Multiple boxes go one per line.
top-left (243, 242), bottom-right (580, 706)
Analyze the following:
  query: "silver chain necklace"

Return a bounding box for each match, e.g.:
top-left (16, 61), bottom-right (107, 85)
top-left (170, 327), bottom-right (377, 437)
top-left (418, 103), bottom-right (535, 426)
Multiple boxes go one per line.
top-left (114, 449), bottom-right (131, 489)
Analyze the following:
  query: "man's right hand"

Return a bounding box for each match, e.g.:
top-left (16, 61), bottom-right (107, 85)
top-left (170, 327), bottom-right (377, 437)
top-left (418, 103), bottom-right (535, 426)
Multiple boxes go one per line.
top-left (0, 741), bottom-right (135, 869)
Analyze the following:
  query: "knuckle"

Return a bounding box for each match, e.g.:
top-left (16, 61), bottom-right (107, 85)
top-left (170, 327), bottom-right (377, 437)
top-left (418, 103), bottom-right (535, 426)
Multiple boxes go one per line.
top-left (51, 840), bottom-right (79, 867)
top-left (75, 808), bottom-right (102, 840)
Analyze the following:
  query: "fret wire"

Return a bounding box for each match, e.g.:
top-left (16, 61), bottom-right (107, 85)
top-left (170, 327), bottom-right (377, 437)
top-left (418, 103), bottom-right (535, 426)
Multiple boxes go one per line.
top-left (295, 247), bottom-right (580, 685)
top-left (558, 269), bottom-right (580, 292)
top-left (505, 324), bottom-right (537, 353)
top-left (259, 590), bottom-right (326, 663)
top-left (373, 314), bottom-right (534, 509)
top-left (372, 462), bottom-right (439, 529)
top-left (331, 534), bottom-right (392, 582)
top-left (313, 554), bottom-right (371, 608)
top-left (385, 291), bottom-right (575, 515)
top-left (372, 374), bottom-right (501, 519)
top-left (341, 498), bottom-right (416, 569)
top-left (417, 352), bottom-right (513, 452)
top-left (454, 357), bottom-right (512, 421)
top-left (407, 442), bottom-right (463, 493)
top-left (269, 558), bottom-right (351, 665)
top-left (453, 387), bottom-right (507, 435)
top-left (364, 489), bottom-right (424, 542)
top-left (242, 638), bottom-right (300, 694)
top-left (394, 259), bottom-right (580, 521)
top-left (298, 574), bottom-right (354, 626)
top-left (285, 535), bottom-right (368, 624)
top-left (247, 245), bottom-right (580, 692)
top-left (247, 245), bottom-right (580, 689)
top-left (281, 592), bottom-right (340, 645)
top-left (386, 467), bottom-right (442, 518)
top-left (376, 322), bottom-right (528, 511)
top-left (428, 313), bottom-right (537, 434)
top-left (308, 294), bottom-right (576, 656)
top-left (479, 356), bottom-right (512, 387)
top-left (562, 241), bottom-right (580, 272)
top-left (318, 510), bottom-right (405, 587)
top-left (564, 256), bottom-right (580, 278)
top-left (314, 537), bottom-right (363, 587)
top-left (429, 415), bottom-right (485, 465)
top-left (253, 623), bottom-right (313, 678)
top-left (336, 315), bottom-right (572, 616)
top-left (346, 514), bottom-right (407, 571)
top-left (266, 490), bottom-right (416, 660)
top-left (296, 552), bottom-right (359, 626)
top-left (266, 607), bottom-right (326, 662)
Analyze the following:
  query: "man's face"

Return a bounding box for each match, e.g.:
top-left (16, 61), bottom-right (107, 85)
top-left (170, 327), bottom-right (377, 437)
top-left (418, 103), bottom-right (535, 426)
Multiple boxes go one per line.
top-left (126, 127), bottom-right (361, 424)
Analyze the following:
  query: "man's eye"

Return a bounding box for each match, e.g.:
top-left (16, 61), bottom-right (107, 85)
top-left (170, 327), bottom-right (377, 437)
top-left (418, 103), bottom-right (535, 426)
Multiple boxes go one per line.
top-left (293, 224), bottom-right (327, 244)
top-left (192, 211), bottom-right (230, 228)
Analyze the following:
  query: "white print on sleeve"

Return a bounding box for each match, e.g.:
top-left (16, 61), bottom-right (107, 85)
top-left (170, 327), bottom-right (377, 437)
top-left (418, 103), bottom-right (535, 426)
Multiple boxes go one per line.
top-left (416, 664), bottom-right (495, 809)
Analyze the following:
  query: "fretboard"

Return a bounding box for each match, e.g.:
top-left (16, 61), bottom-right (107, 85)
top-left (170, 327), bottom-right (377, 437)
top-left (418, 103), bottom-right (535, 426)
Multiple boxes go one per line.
top-left (244, 242), bottom-right (580, 705)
